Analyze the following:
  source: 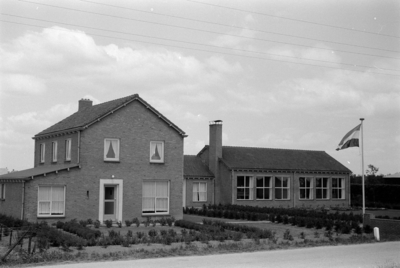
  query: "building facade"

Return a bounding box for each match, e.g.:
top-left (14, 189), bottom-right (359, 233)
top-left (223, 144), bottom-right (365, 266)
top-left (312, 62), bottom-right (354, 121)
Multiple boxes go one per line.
top-left (184, 121), bottom-right (352, 209)
top-left (0, 94), bottom-right (186, 222)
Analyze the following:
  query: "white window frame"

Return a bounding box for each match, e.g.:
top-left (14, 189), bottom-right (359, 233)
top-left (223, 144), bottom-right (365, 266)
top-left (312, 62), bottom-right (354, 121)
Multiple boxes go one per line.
top-left (150, 141), bottom-right (164, 163)
top-left (0, 184), bottom-right (5, 200)
top-left (237, 175), bottom-right (254, 200)
top-left (37, 185), bottom-right (66, 217)
top-left (316, 177), bottom-right (329, 199)
top-left (52, 141), bottom-right (58, 162)
top-left (65, 139), bottom-right (71, 161)
top-left (256, 176), bottom-right (272, 200)
top-left (299, 177), bottom-right (313, 200)
top-left (142, 181), bottom-right (170, 215)
top-left (275, 176), bottom-right (290, 200)
top-left (40, 143), bottom-right (45, 163)
top-left (104, 138), bottom-right (120, 162)
top-left (332, 178), bottom-right (345, 199)
top-left (193, 182), bottom-right (207, 202)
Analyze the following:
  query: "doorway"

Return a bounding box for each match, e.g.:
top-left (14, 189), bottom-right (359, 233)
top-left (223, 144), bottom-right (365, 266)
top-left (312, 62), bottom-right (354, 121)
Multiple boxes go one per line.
top-left (103, 185), bottom-right (117, 221)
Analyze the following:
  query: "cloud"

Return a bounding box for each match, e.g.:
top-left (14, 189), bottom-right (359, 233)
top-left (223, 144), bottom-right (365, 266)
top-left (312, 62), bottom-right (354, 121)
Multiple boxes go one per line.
top-left (0, 26), bottom-right (241, 98)
top-left (6, 103), bottom-right (76, 134)
top-left (0, 74), bottom-right (47, 94)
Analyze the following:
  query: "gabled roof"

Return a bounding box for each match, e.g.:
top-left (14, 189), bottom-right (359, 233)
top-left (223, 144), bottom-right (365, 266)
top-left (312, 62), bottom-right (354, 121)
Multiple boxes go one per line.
top-left (0, 163), bottom-right (80, 182)
top-left (34, 94), bottom-right (186, 139)
top-left (198, 146), bottom-right (351, 173)
top-left (184, 155), bottom-right (214, 177)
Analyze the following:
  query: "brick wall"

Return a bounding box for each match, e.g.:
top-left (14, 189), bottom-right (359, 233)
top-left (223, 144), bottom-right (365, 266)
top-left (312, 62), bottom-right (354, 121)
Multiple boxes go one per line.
top-left (34, 133), bottom-right (79, 167)
top-left (364, 213), bottom-right (400, 237)
top-left (0, 183), bottom-right (23, 219)
top-left (24, 100), bottom-right (184, 223)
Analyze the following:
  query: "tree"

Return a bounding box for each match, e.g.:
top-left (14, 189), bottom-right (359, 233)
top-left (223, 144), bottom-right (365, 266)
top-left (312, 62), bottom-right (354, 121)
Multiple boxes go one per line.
top-left (366, 164), bottom-right (379, 176)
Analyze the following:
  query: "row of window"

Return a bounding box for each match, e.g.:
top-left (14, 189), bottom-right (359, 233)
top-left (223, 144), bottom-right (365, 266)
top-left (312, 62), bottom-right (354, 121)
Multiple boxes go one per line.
top-left (237, 176), bottom-right (346, 201)
top-left (104, 139), bottom-right (165, 163)
top-left (37, 181), bottom-right (171, 217)
top-left (32, 176), bottom-right (345, 217)
top-left (39, 139), bottom-right (71, 163)
top-left (39, 139), bottom-right (165, 164)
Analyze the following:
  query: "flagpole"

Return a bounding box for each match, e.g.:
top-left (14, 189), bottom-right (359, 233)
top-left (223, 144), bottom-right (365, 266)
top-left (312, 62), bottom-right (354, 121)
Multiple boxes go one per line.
top-left (360, 118), bottom-right (365, 215)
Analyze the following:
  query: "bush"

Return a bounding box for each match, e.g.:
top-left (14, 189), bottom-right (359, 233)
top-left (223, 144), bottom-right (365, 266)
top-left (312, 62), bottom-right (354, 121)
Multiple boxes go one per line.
top-left (125, 220), bottom-right (132, 227)
top-left (105, 220), bottom-right (113, 228)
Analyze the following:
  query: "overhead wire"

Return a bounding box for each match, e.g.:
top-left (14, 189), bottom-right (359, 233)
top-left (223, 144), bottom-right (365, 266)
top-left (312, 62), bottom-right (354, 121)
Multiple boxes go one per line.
top-left (79, 0), bottom-right (400, 54)
top-left (2, 19), bottom-right (399, 77)
top-left (187, 0), bottom-right (400, 40)
top-left (15, 0), bottom-right (400, 60)
top-left (2, 14), bottom-right (400, 72)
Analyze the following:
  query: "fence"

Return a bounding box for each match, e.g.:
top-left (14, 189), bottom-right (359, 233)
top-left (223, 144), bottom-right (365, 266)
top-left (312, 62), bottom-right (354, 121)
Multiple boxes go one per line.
top-left (0, 224), bottom-right (37, 262)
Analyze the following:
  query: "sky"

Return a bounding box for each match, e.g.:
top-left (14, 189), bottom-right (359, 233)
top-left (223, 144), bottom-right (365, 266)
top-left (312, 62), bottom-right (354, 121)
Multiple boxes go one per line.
top-left (0, 0), bottom-right (399, 175)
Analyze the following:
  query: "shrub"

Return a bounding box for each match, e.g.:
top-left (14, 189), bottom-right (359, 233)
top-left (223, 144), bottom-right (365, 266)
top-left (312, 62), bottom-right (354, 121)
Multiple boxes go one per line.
top-left (148, 229), bottom-right (158, 237)
top-left (94, 220), bottom-right (100, 228)
top-left (125, 220), bottom-right (132, 227)
top-left (56, 221), bottom-right (64, 229)
top-left (166, 217), bottom-right (174, 227)
top-left (105, 220), bottom-right (113, 228)
top-left (363, 225), bottom-right (373, 234)
top-left (133, 218), bottom-right (140, 227)
top-left (159, 217), bottom-right (167, 226)
top-left (283, 229), bottom-right (293, 241)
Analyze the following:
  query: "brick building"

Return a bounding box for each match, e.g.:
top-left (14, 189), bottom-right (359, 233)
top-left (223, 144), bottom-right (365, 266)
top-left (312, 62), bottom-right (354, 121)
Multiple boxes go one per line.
top-left (0, 94), bottom-right (186, 222)
top-left (184, 121), bottom-right (352, 208)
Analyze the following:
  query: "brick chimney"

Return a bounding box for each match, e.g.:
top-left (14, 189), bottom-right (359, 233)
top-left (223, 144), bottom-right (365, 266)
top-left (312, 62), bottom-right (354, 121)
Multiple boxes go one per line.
top-left (209, 120), bottom-right (223, 176)
top-left (78, 98), bottom-right (93, 111)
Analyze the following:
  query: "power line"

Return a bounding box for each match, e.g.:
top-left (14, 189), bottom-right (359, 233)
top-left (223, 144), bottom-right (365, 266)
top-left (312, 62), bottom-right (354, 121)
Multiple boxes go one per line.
top-left (2, 14), bottom-right (399, 73)
top-left (80, 0), bottom-right (400, 54)
top-left (2, 19), bottom-right (399, 77)
top-left (187, 0), bottom-right (400, 39)
top-left (15, 0), bottom-right (400, 60)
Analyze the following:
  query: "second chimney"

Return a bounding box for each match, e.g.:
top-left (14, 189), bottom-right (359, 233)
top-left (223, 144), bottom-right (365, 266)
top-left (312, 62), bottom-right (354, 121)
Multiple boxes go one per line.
top-left (78, 99), bottom-right (93, 111)
top-left (209, 120), bottom-right (223, 176)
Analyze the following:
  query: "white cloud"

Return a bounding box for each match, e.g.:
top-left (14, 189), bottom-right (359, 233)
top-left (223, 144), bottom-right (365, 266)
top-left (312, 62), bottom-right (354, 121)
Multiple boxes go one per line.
top-left (0, 74), bottom-right (47, 94)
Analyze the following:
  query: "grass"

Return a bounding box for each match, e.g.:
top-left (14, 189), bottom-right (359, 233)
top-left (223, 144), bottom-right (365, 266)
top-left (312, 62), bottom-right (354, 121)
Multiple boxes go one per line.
top-left (1, 212), bottom-right (399, 266)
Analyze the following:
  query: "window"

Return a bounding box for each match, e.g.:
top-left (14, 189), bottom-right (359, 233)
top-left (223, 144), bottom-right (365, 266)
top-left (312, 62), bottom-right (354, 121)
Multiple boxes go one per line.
top-left (142, 181), bottom-right (169, 214)
top-left (52, 141), bottom-right (58, 162)
top-left (40, 143), bottom-right (45, 163)
top-left (332, 178), bottom-right (345, 199)
top-left (37, 186), bottom-right (65, 217)
top-left (150, 141), bottom-right (164, 163)
top-left (193, 182), bottom-right (207, 202)
top-left (256, 176), bottom-right (272, 200)
top-left (0, 184), bottom-right (5, 200)
top-left (275, 177), bottom-right (290, 200)
top-left (65, 139), bottom-right (71, 161)
top-left (237, 176), bottom-right (254, 200)
top-left (299, 177), bottom-right (313, 200)
top-left (316, 178), bottom-right (329, 199)
top-left (104, 138), bottom-right (120, 161)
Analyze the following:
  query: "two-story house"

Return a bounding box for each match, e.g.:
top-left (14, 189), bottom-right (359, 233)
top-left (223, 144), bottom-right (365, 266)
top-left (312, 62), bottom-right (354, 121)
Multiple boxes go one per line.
top-left (183, 121), bottom-right (352, 209)
top-left (0, 94), bottom-right (186, 222)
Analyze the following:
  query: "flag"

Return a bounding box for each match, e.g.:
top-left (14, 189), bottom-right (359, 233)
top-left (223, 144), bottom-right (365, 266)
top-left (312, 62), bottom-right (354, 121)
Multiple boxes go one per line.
top-left (336, 124), bottom-right (361, 151)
